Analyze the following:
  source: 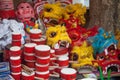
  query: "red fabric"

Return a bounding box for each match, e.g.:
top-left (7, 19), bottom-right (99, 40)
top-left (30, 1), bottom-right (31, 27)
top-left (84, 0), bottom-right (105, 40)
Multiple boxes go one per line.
top-left (0, 10), bottom-right (15, 19)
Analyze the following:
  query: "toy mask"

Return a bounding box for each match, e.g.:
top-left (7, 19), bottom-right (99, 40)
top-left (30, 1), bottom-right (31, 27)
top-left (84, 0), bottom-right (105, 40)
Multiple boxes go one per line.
top-left (16, 2), bottom-right (35, 22)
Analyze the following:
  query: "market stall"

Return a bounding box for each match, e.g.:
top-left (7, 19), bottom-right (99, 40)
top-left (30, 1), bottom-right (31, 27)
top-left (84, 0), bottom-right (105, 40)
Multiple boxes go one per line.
top-left (0, 0), bottom-right (120, 80)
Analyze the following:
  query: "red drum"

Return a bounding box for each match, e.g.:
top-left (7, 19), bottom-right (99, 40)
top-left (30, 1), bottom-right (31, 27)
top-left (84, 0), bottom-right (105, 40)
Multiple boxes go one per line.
top-left (11, 64), bottom-right (21, 73)
top-left (58, 56), bottom-right (69, 67)
top-left (24, 52), bottom-right (35, 61)
top-left (35, 71), bottom-right (49, 80)
top-left (24, 60), bottom-right (35, 68)
top-left (55, 48), bottom-right (68, 56)
top-left (12, 32), bottom-right (21, 40)
top-left (61, 68), bottom-right (77, 80)
top-left (11, 72), bottom-right (21, 80)
top-left (12, 40), bottom-right (21, 46)
top-left (35, 63), bottom-right (49, 72)
top-left (10, 46), bottom-right (21, 56)
top-left (10, 56), bottom-right (21, 66)
top-left (35, 45), bottom-right (50, 57)
top-left (30, 29), bottom-right (42, 39)
top-left (22, 71), bottom-right (35, 80)
top-left (36, 56), bottom-right (50, 65)
top-left (31, 38), bottom-right (46, 45)
top-left (24, 43), bottom-right (37, 53)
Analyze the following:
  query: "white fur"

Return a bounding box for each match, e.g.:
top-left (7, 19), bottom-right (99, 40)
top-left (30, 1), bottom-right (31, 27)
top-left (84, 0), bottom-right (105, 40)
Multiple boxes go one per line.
top-left (0, 19), bottom-right (25, 50)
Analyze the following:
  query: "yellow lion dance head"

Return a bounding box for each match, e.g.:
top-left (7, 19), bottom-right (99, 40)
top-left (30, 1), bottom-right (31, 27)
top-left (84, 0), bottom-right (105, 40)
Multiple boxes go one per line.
top-left (46, 25), bottom-right (71, 48)
top-left (41, 3), bottom-right (86, 27)
top-left (65, 3), bottom-right (86, 25)
top-left (70, 41), bottom-right (95, 69)
top-left (42, 2), bottom-right (63, 20)
top-left (41, 2), bottom-right (67, 27)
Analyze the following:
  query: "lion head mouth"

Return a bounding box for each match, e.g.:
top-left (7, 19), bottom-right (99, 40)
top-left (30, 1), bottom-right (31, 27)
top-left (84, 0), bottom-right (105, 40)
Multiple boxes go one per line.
top-left (54, 40), bottom-right (70, 49)
top-left (78, 65), bottom-right (95, 74)
top-left (43, 18), bottom-right (59, 27)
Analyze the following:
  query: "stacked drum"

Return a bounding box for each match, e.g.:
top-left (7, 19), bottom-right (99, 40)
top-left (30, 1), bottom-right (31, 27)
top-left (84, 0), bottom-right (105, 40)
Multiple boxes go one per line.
top-left (12, 32), bottom-right (22, 46)
top-left (30, 29), bottom-right (46, 45)
top-left (9, 46), bottom-right (22, 80)
top-left (35, 45), bottom-right (51, 80)
top-left (54, 48), bottom-right (69, 74)
top-left (23, 43), bottom-right (37, 70)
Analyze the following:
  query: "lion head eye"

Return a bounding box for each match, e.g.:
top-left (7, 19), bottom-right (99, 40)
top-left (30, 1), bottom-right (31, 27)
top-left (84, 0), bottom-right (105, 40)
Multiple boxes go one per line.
top-left (50, 32), bottom-right (56, 38)
top-left (73, 53), bottom-right (78, 61)
top-left (46, 8), bottom-right (52, 12)
top-left (71, 35), bottom-right (78, 41)
top-left (98, 56), bottom-right (104, 60)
